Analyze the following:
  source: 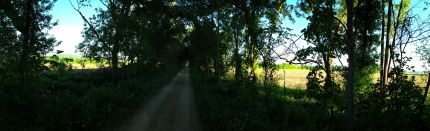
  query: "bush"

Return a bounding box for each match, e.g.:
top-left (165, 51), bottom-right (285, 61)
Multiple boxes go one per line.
top-left (356, 67), bottom-right (430, 130)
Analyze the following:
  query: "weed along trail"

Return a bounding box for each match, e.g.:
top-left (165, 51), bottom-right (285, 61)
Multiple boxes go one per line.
top-left (124, 68), bottom-right (201, 131)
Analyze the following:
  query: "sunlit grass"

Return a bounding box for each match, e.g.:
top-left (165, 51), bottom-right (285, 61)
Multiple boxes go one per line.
top-left (253, 68), bottom-right (429, 89)
top-left (71, 63), bottom-right (103, 69)
top-left (255, 68), bottom-right (310, 89)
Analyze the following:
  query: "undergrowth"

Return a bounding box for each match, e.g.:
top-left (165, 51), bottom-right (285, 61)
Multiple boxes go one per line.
top-left (0, 65), bottom-right (182, 130)
top-left (191, 67), bottom-right (430, 130)
top-left (190, 68), bottom-right (335, 131)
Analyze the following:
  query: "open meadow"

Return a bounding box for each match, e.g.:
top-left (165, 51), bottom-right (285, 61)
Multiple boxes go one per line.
top-left (254, 68), bottom-right (429, 89)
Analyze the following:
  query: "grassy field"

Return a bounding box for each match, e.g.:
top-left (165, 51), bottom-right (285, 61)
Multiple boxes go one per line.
top-left (254, 68), bottom-right (429, 89)
top-left (56, 54), bottom-right (429, 88)
top-left (46, 54), bottom-right (107, 69)
top-left (70, 63), bottom-right (101, 69)
top-left (255, 68), bottom-right (310, 89)
top-left (255, 68), bottom-right (430, 105)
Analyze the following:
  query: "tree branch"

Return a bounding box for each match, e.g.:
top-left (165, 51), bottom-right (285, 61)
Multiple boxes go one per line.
top-left (69, 0), bottom-right (112, 52)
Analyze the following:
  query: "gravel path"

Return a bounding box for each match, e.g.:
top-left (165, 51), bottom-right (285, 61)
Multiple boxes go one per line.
top-left (124, 68), bottom-right (201, 131)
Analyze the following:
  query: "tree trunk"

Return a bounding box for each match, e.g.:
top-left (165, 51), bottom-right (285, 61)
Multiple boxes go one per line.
top-left (112, 43), bottom-right (119, 86)
top-left (359, 0), bottom-right (369, 68)
top-left (380, 0), bottom-right (385, 87)
top-left (324, 55), bottom-right (332, 82)
top-left (388, 0), bottom-right (404, 70)
top-left (243, 2), bottom-right (257, 82)
top-left (20, 0), bottom-right (34, 84)
top-left (383, 0), bottom-right (393, 86)
top-left (234, 26), bottom-right (242, 81)
top-left (423, 73), bottom-right (430, 105)
top-left (360, 26), bottom-right (369, 67)
top-left (205, 53), bottom-right (210, 75)
top-left (321, 49), bottom-right (332, 83)
top-left (248, 14), bottom-right (257, 82)
top-left (110, 2), bottom-right (131, 86)
top-left (214, 14), bottom-right (221, 81)
top-left (346, 0), bottom-right (355, 130)
top-left (242, 1), bottom-right (257, 112)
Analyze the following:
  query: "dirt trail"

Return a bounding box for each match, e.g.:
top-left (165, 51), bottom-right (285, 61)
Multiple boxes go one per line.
top-left (123, 68), bottom-right (201, 131)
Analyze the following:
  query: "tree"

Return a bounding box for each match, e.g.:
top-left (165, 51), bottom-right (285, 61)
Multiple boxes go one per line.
top-left (299, 0), bottom-right (344, 90)
top-left (71, 0), bottom-right (133, 85)
top-left (381, 0), bottom-right (411, 87)
top-left (379, 0), bottom-right (430, 108)
top-left (345, 0), bottom-right (355, 130)
top-left (0, 0), bottom-right (59, 84)
top-left (188, 20), bottom-right (220, 75)
top-left (232, 11), bottom-right (244, 81)
top-left (416, 41), bottom-right (430, 105)
top-left (353, 0), bottom-right (381, 94)
top-left (296, 0), bottom-right (347, 121)
top-left (0, 11), bottom-right (19, 71)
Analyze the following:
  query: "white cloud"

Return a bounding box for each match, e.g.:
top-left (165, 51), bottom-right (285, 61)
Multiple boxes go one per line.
top-left (49, 25), bottom-right (83, 55)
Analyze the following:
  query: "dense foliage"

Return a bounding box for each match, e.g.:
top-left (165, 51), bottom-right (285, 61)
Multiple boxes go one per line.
top-left (185, 0), bottom-right (430, 130)
top-left (0, 0), bottom-right (186, 130)
top-left (0, 64), bottom-right (181, 130)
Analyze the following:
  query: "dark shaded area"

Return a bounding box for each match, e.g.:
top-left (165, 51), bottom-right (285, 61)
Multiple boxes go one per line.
top-left (0, 64), bottom-right (182, 130)
top-left (123, 68), bottom-right (201, 131)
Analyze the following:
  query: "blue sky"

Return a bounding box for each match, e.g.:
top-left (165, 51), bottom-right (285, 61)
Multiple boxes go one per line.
top-left (48, 0), bottom-right (429, 71)
top-left (49, 0), bottom-right (309, 55)
top-left (49, 0), bottom-right (104, 55)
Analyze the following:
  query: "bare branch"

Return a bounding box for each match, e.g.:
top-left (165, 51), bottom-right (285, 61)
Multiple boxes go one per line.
top-left (99, 0), bottom-right (109, 9)
top-left (69, 0), bottom-right (112, 52)
top-left (270, 46), bottom-right (321, 67)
